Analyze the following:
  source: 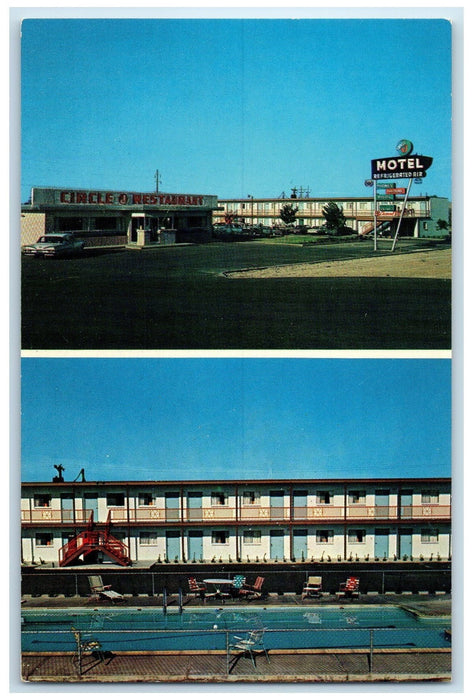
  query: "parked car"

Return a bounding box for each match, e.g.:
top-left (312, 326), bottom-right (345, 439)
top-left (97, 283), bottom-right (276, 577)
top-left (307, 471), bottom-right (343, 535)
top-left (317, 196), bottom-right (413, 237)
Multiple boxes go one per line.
top-left (22, 233), bottom-right (85, 258)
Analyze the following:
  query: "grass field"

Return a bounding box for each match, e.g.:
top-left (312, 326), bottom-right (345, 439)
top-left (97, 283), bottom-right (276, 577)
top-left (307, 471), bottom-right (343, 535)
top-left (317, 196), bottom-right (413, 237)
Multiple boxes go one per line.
top-left (21, 239), bottom-right (451, 350)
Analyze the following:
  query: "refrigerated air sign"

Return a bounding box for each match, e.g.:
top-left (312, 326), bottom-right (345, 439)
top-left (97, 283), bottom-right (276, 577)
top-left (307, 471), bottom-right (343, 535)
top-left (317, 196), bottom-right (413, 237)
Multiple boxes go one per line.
top-left (371, 155), bottom-right (433, 180)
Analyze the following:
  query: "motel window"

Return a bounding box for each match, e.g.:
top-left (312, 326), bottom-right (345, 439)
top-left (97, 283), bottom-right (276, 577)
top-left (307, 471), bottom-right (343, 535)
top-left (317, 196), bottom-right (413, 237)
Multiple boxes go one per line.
top-left (316, 491), bottom-right (332, 504)
top-left (211, 492), bottom-right (228, 506)
top-left (211, 531), bottom-right (229, 544)
top-left (421, 529), bottom-right (439, 543)
top-left (34, 494), bottom-right (51, 508)
top-left (348, 529), bottom-right (366, 543)
top-left (316, 530), bottom-right (334, 543)
top-left (348, 491), bottom-right (366, 504)
top-left (421, 490), bottom-right (439, 504)
top-left (35, 533), bottom-right (53, 546)
top-left (138, 493), bottom-right (153, 506)
top-left (242, 491), bottom-right (260, 505)
top-left (243, 530), bottom-right (262, 544)
top-left (139, 532), bottom-right (158, 545)
top-left (106, 493), bottom-right (125, 507)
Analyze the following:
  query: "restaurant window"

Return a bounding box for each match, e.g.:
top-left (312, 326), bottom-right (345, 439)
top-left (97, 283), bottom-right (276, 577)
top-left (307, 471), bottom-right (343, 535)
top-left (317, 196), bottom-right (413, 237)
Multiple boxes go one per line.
top-left (242, 491), bottom-right (260, 505)
top-left (316, 491), bottom-right (332, 504)
top-left (211, 492), bottom-right (228, 506)
top-left (243, 530), bottom-right (262, 544)
top-left (106, 493), bottom-right (125, 507)
top-left (35, 532), bottom-right (53, 546)
top-left (348, 490), bottom-right (366, 504)
top-left (94, 217), bottom-right (118, 230)
top-left (421, 528), bottom-right (439, 543)
top-left (316, 530), bottom-right (334, 543)
top-left (34, 494), bottom-right (51, 507)
top-left (211, 531), bottom-right (229, 544)
top-left (348, 529), bottom-right (366, 543)
top-left (138, 493), bottom-right (153, 506)
top-left (421, 490), bottom-right (439, 504)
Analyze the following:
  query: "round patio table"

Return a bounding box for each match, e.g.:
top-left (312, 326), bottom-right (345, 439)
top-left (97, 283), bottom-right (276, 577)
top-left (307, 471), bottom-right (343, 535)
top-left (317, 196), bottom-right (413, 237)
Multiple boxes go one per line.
top-left (203, 578), bottom-right (233, 597)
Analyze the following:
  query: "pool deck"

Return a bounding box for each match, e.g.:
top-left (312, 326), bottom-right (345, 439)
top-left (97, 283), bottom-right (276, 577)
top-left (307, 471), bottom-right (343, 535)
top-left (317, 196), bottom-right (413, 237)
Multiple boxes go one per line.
top-left (20, 593), bottom-right (452, 684)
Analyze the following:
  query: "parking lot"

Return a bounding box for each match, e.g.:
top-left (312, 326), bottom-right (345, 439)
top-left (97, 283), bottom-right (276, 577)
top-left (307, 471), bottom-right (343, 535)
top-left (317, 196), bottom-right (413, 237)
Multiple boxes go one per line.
top-left (21, 240), bottom-right (451, 350)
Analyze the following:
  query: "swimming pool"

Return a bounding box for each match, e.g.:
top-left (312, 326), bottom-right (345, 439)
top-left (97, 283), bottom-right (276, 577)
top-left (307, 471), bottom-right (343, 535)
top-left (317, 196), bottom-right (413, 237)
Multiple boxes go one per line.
top-left (22, 606), bottom-right (450, 653)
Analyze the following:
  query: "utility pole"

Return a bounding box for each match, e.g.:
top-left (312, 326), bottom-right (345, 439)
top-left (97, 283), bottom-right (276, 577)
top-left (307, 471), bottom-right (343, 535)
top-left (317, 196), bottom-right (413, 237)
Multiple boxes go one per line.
top-left (155, 170), bottom-right (162, 194)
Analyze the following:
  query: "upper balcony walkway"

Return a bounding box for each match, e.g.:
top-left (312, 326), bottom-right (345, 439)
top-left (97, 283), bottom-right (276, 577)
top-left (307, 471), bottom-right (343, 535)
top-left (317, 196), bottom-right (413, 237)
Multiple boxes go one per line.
top-left (21, 503), bottom-right (451, 526)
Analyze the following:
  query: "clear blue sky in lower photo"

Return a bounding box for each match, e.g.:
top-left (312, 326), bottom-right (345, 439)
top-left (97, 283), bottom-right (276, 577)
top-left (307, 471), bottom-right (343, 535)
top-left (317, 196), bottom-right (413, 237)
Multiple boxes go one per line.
top-left (20, 357), bottom-right (451, 483)
top-left (20, 15), bottom-right (452, 202)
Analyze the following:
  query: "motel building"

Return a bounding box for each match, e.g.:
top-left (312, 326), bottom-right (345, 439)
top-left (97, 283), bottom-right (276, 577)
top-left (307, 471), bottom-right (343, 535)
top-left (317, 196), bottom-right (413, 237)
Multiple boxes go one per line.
top-left (214, 194), bottom-right (451, 238)
top-left (21, 477), bottom-right (451, 567)
top-left (21, 187), bottom-right (219, 248)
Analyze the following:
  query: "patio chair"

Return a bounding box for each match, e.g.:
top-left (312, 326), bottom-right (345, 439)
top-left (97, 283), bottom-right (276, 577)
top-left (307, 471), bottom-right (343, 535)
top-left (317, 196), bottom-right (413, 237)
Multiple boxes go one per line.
top-left (302, 576), bottom-right (322, 599)
top-left (239, 576), bottom-right (264, 599)
top-left (187, 577), bottom-right (207, 599)
top-left (232, 575), bottom-right (246, 592)
top-left (229, 629), bottom-right (269, 668)
top-left (71, 627), bottom-right (104, 672)
top-left (88, 575), bottom-right (124, 603)
top-left (337, 576), bottom-right (360, 598)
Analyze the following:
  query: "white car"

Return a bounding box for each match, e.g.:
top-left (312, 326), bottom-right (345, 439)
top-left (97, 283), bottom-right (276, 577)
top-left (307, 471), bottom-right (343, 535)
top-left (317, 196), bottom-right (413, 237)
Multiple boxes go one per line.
top-left (22, 233), bottom-right (85, 258)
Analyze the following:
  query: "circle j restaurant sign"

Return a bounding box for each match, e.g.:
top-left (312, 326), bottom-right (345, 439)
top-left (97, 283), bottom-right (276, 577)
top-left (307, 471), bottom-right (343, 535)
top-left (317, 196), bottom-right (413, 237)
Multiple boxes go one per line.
top-left (371, 140), bottom-right (433, 180)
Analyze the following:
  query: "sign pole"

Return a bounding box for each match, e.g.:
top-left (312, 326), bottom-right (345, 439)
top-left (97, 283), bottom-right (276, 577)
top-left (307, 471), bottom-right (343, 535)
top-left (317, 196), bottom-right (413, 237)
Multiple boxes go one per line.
top-left (391, 177), bottom-right (413, 252)
top-left (373, 182), bottom-right (377, 251)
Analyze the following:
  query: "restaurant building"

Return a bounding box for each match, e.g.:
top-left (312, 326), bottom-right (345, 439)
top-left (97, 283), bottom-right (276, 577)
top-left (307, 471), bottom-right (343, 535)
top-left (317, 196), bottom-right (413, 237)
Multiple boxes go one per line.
top-left (21, 187), bottom-right (219, 248)
top-left (21, 477), bottom-right (451, 567)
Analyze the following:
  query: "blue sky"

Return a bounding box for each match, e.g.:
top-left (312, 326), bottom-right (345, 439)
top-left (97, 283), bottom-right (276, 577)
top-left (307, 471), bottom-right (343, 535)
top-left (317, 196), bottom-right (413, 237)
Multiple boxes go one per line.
top-left (20, 17), bottom-right (452, 202)
top-left (21, 358), bottom-right (451, 483)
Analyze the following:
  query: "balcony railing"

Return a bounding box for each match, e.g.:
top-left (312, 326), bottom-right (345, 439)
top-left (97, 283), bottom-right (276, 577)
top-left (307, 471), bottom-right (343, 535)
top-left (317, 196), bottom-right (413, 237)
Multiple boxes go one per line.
top-left (21, 502), bottom-right (451, 525)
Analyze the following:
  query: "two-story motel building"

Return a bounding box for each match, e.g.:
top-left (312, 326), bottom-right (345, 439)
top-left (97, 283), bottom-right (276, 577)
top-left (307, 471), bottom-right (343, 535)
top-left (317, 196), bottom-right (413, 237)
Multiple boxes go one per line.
top-left (215, 195), bottom-right (451, 238)
top-left (21, 477), bottom-right (451, 566)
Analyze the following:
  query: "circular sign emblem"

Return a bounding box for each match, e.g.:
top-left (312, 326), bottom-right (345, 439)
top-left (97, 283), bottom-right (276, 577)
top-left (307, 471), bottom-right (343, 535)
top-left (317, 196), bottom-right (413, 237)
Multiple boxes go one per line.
top-left (396, 139), bottom-right (414, 156)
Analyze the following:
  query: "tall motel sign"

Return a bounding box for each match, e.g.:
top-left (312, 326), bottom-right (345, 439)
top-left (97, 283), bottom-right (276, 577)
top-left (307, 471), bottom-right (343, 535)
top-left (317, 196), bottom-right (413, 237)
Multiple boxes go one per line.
top-left (369, 140), bottom-right (433, 251)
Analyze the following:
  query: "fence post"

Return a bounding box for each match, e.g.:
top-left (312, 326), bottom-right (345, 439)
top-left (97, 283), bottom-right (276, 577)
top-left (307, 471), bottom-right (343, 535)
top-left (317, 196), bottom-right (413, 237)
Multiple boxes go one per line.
top-left (369, 629), bottom-right (374, 674)
top-left (226, 631), bottom-right (229, 676)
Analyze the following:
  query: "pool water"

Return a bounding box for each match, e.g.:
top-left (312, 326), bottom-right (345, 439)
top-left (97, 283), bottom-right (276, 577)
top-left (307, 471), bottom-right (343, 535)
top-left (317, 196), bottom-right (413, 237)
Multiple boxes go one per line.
top-left (22, 606), bottom-right (451, 653)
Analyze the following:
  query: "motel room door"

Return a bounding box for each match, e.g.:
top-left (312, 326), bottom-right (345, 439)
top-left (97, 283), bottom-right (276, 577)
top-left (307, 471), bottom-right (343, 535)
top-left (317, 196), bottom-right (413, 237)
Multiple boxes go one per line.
top-left (60, 493), bottom-right (74, 524)
top-left (166, 531), bottom-right (181, 561)
top-left (293, 490), bottom-right (308, 519)
top-left (399, 528), bottom-right (413, 558)
top-left (165, 492), bottom-right (180, 522)
top-left (187, 530), bottom-right (203, 562)
top-left (293, 528), bottom-right (308, 560)
top-left (83, 493), bottom-right (98, 521)
top-left (374, 528), bottom-right (390, 559)
top-left (270, 529), bottom-right (285, 560)
top-left (187, 492), bottom-right (203, 521)
top-left (375, 489), bottom-right (390, 518)
top-left (270, 490), bottom-right (285, 520)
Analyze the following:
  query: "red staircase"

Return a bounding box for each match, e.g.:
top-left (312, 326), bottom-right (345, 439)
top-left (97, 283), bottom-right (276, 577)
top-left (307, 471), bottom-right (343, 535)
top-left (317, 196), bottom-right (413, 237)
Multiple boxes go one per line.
top-left (59, 513), bottom-right (131, 567)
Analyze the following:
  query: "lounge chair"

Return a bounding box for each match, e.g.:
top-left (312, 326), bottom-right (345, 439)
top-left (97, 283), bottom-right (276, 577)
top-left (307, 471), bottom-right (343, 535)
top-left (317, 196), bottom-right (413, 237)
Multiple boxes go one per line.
top-left (187, 577), bottom-right (207, 598)
top-left (336, 576), bottom-right (360, 598)
top-left (302, 576), bottom-right (322, 599)
top-left (239, 576), bottom-right (264, 599)
top-left (88, 575), bottom-right (124, 603)
top-left (229, 629), bottom-right (269, 668)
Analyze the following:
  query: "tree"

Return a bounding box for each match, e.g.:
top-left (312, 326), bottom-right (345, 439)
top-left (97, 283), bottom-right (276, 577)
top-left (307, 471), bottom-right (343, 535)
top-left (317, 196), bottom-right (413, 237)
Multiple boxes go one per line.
top-left (279, 203), bottom-right (299, 226)
top-left (321, 201), bottom-right (347, 235)
top-left (435, 218), bottom-right (450, 232)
